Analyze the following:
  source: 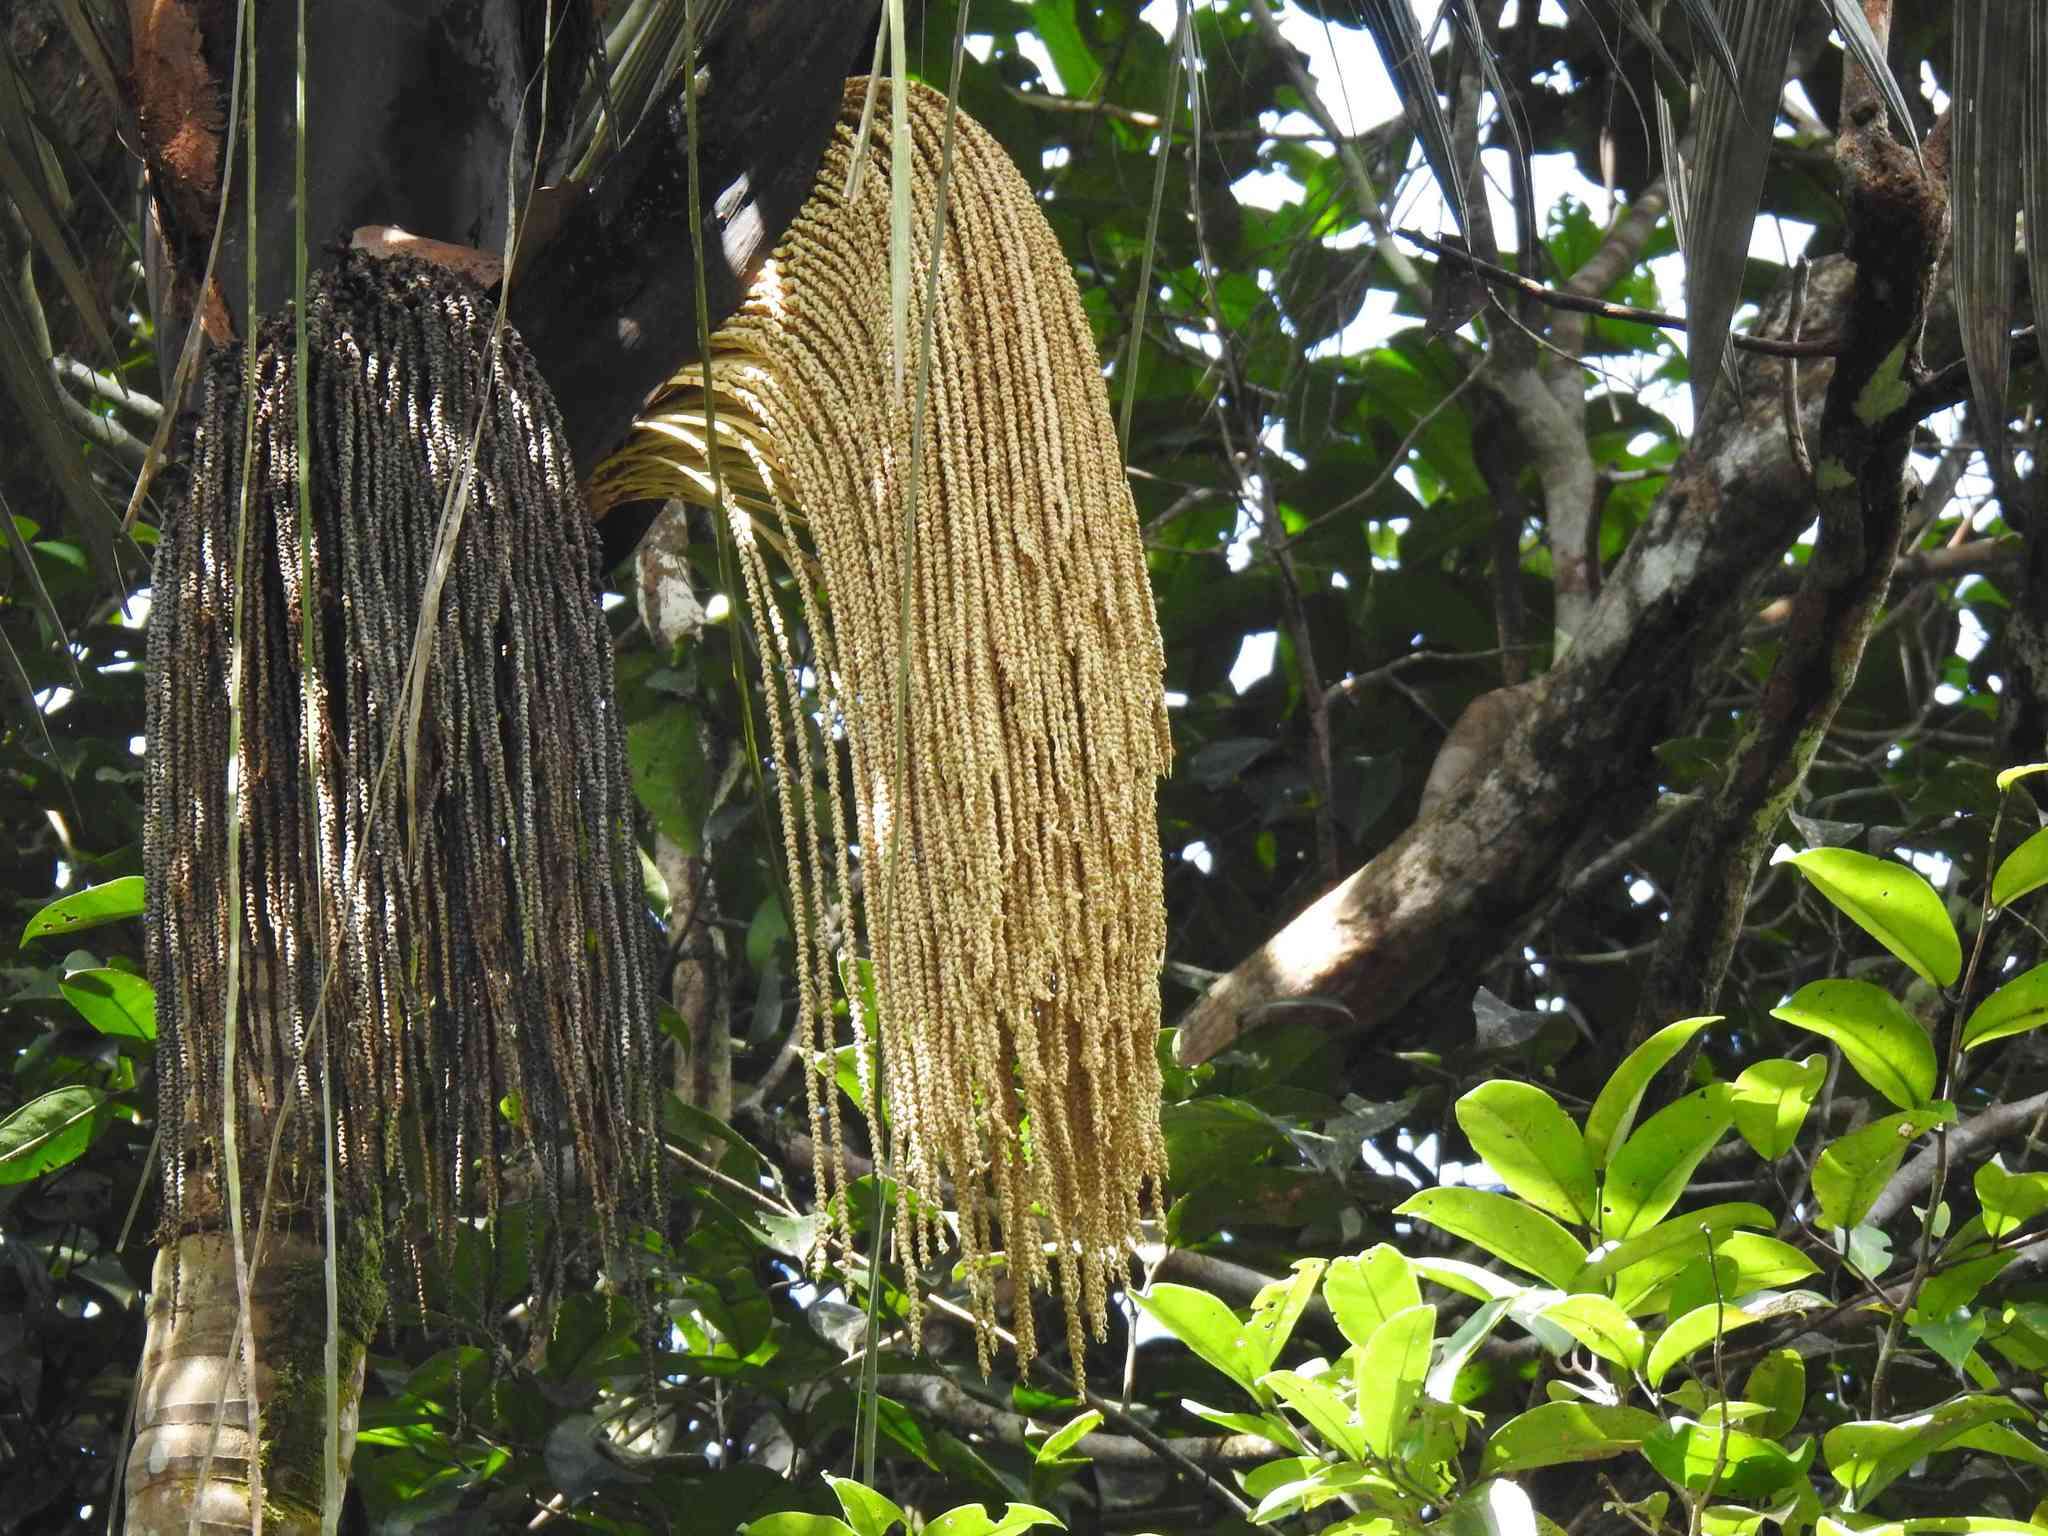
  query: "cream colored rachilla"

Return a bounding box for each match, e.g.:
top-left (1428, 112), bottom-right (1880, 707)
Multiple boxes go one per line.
top-left (595, 79), bottom-right (1174, 1376)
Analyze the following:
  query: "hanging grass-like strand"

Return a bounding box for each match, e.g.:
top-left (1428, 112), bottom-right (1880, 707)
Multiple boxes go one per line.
top-left (593, 81), bottom-right (1173, 1377)
top-left (146, 251), bottom-right (659, 1274)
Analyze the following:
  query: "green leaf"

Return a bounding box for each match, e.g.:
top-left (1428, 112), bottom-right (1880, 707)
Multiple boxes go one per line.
top-left (1180, 1401), bottom-right (1303, 1453)
top-left (1539, 1295), bottom-right (1645, 1372)
top-left (1643, 1420), bottom-right (1800, 1500)
top-left (1645, 1304), bottom-right (1764, 1388)
top-left (1997, 762), bottom-right (2048, 791)
top-left (1992, 825), bottom-right (2048, 907)
top-left (1478, 1402), bottom-right (1659, 1476)
top-left (1784, 849), bottom-right (1961, 986)
top-left (1914, 1252), bottom-right (2014, 1320)
top-left (1977, 1156), bottom-right (2048, 1238)
top-left (58, 967), bottom-right (156, 1041)
top-left (1323, 1245), bottom-right (1421, 1352)
top-left (1133, 1284), bottom-right (1263, 1396)
top-left (1395, 1189), bottom-right (1588, 1289)
top-left (826, 1475), bottom-right (907, 1536)
top-left (1412, 1256), bottom-right (1528, 1304)
top-left (626, 706), bottom-right (712, 854)
top-left (1264, 1367), bottom-right (1367, 1462)
top-left (923, 1504), bottom-right (1061, 1536)
top-left (1741, 1349), bottom-right (1804, 1439)
top-left (21, 876), bottom-right (145, 945)
top-left (1823, 1396), bottom-right (2025, 1511)
top-left (1962, 960), bottom-right (2048, 1050)
top-left (1770, 979), bottom-right (1938, 1111)
top-left (1033, 1410), bottom-right (1101, 1467)
top-left (1811, 1105), bottom-right (1954, 1231)
top-left (1575, 1203), bottom-right (1774, 1287)
top-left (1427, 1297), bottom-right (1511, 1404)
top-left (1244, 1260), bottom-right (1327, 1377)
top-left (1582, 1016), bottom-right (1717, 1169)
top-left (1357, 1303), bottom-right (1434, 1459)
top-left (744, 1518), bottom-right (859, 1536)
top-left (0, 1086), bottom-right (107, 1184)
top-left (1729, 1055), bottom-right (1825, 1159)
top-left (1456, 1081), bottom-right (1596, 1224)
top-left (1598, 1084), bottom-right (1734, 1240)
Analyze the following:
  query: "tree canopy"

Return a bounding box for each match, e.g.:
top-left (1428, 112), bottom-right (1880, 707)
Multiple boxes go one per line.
top-left (7, 3), bottom-right (2048, 1534)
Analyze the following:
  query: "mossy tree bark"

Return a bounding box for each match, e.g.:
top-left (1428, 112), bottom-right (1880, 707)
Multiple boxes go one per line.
top-left (125, 1228), bottom-right (385, 1535)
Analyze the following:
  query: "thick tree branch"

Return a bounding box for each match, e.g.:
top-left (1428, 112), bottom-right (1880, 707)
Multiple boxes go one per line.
top-left (1175, 261), bottom-right (1860, 1067)
top-left (1634, 42), bottom-right (1950, 1037)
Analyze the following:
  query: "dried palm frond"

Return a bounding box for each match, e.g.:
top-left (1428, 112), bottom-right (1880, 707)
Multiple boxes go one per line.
top-left (594, 79), bottom-right (1172, 1377)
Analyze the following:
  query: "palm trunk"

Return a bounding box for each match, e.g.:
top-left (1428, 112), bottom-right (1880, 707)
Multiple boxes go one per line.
top-left (126, 1230), bottom-right (386, 1535)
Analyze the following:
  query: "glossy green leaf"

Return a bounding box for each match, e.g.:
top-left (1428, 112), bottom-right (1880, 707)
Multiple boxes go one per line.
top-left (745, 1518), bottom-right (859, 1536)
top-left (627, 705), bottom-right (712, 854)
top-left (827, 1475), bottom-right (907, 1536)
top-left (1455, 1080), bottom-right (1596, 1224)
top-left (1729, 1054), bottom-right (1825, 1159)
top-left (1811, 1105), bottom-right (1954, 1231)
top-left (1991, 825), bottom-right (2048, 907)
top-left (1244, 1259), bottom-right (1327, 1377)
top-left (1426, 1297), bottom-right (1510, 1403)
top-left (1264, 1367), bottom-right (1366, 1462)
top-left (1742, 1349), bottom-right (1804, 1440)
top-left (1178, 1401), bottom-right (1303, 1454)
top-left (1770, 979), bottom-right (1938, 1111)
top-left (1133, 1284), bottom-right (1262, 1395)
top-left (58, 967), bottom-right (156, 1041)
top-left (1395, 1188), bottom-right (1588, 1289)
top-left (1323, 1245), bottom-right (1421, 1351)
top-left (1581, 1015), bottom-right (1716, 1169)
top-left (1645, 1304), bottom-right (1764, 1388)
top-left (1914, 1251), bottom-right (2013, 1320)
top-left (1539, 1295), bottom-right (1645, 1372)
top-left (1977, 1157), bottom-right (2048, 1239)
top-left (1784, 849), bottom-right (1961, 986)
top-left (0, 1086), bottom-right (106, 1185)
top-left (1575, 1202), bottom-right (1773, 1286)
top-left (1248, 1460), bottom-right (1399, 1526)
top-left (1961, 960), bottom-right (2048, 1050)
top-left (1643, 1419), bottom-right (1800, 1500)
top-left (924, 1503), bottom-right (1061, 1536)
top-left (21, 876), bottom-right (145, 945)
top-left (1411, 1256), bottom-right (1526, 1303)
top-left (1598, 1083), bottom-right (1734, 1240)
top-left (1032, 1410), bottom-right (1100, 1467)
top-left (1477, 1402), bottom-right (1659, 1476)
top-left (1997, 763), bottom-right (2048, 791)
top-left (1824, 1396), bottom-right (2025, 1512)
top-left (1358, 1303), bottom-right (1433, 1458)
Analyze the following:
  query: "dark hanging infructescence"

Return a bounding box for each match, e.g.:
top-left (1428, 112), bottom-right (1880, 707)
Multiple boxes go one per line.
top-left (145, 251), bottom-right (658, 1278)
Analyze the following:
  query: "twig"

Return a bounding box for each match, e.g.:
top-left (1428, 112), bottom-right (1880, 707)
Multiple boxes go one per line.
top-left (1245, 0), bottom-right (1431, 309)
top-left (1782, 258), bottom-right (1814, 487)
top-left (1325, 644), bottom-right (1543, 708)
top-left (53, 357), bottom-right (163, 421)
top-left (1001, 85), bottom-right (1161, 131)
top-left (1399, 227), bottom-right (1844, 358)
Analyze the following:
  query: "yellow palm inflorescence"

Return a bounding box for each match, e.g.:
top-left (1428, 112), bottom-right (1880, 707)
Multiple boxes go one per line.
top-left (594, 79), bottom-right (1172, 1374)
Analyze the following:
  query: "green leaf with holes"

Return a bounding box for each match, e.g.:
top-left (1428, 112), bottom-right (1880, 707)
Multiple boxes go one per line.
top-left (21, 877), bottom-right (145, 946)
